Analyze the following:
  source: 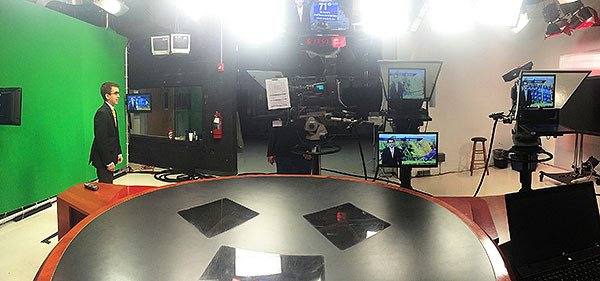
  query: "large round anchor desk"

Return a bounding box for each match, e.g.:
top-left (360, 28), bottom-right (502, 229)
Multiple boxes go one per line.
top-left (37, 175), bottom-right (510, 280)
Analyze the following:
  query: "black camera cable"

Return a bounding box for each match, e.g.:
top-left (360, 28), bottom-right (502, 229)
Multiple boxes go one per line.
top-left (473, 117), bottom-right (501, 197)
top-left (348, 121), bottom-right (369, 181)
top-left (153, 169), bottom-right (215, 183)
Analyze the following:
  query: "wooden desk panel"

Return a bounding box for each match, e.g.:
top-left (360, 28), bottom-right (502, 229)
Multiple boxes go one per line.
top-left (57, 183), bottom-right (150, 239)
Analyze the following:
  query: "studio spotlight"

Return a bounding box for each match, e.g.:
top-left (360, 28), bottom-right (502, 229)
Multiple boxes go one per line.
top-left (545, 22), bottom-right (562, 37)
top-left (92, 0), bottom-right (128, 16)
top-left (570, 6), bottom-right (600, 30)
top-left (559, 0), bottom-right (583, 15)
top-left (545, 19), bottom-right (572, 38)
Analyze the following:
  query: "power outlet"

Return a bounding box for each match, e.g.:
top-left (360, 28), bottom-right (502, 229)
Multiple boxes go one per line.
top-left (416, 170), bottom-right (431, 177)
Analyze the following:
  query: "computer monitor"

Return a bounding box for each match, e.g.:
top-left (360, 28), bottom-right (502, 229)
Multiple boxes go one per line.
top-left (520, 74), bottom-right (556, 109)
top-left (377, 132), bottom-right (438, 167)
top-left (387, 68), bottom-right (426, 100)
top-left (151, 35), bottom-right (170, 56)
top-left (126, 94), bottom-right (152, 113)
top-left (0, 87), bottom-right (22, 126)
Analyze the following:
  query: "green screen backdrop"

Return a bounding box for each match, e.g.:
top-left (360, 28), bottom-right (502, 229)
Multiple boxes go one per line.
top-left (0, 0), bottom-right (127, 214)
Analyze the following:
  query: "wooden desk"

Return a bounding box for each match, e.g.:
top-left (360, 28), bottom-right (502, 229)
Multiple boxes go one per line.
top-left (57, 183), bottom-right (157, 239)
top-left (438, 196), bottom-right (506, 244)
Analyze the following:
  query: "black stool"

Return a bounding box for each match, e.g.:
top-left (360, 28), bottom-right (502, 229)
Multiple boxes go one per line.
top-left (470, 137), bottom-right (489, 176)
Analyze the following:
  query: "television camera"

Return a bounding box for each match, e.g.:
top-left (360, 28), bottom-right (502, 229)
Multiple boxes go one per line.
top-left (259, 73), bottom-right (369, 175)
top-left (490, 62), bottom-right (590, 191)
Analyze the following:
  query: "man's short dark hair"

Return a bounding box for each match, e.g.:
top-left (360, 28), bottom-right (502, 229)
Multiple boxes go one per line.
top-left (387, 138), bottom-right (395, 143)
top-left (100, 82), bottom-right (119, 100)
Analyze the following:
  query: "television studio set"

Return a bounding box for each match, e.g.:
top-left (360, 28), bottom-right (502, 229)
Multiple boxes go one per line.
top-left (1, 0), bottom-right (600, 280)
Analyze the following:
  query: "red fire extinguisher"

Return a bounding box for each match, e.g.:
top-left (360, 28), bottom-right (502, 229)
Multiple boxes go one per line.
top-left (212, 111), bottom-right (222, 139)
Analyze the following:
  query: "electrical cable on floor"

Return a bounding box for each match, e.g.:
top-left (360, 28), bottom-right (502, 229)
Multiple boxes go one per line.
top-left (473, 118), bottom-right (500, 197)
top-left (153, 169), bottom-right (215, 183)
top-left (0, 197), bottom-right (56, 226)
top-left (348, 124), bottom-right (368, 181)
top-left (127, 166), bottom-right (215, 182)
top-left (41, 232), bottom-right (58, 244)
top-left (357, 138), bottom-right (368, 181)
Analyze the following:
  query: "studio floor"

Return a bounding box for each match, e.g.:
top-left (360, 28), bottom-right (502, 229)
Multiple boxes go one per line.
top-left (1, 138), bottom-right (598, 281)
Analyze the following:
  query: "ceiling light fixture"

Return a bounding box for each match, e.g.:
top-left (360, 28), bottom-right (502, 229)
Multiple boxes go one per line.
top-left (543, 0), bottom-right (599, 39)
top-left (558, 0), bottom-right (583, 15)
top-left (92, 0), bottom-right (129, 16)
top-left (545, 18), bottom-right (572, 38)
top-left (570, 6), bottom-right (600, 30)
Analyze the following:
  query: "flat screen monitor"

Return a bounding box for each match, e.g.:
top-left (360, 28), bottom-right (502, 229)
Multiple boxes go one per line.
top-left (151, 35), bottom-right (170, 56)
top-left (378, 132), bottom-right (438, 167)
top-left (0, 87), bottom-right (22, 126)
top-left (127, 94), bottom-right (152, 112)
top-left (388, 68), bottom-right (426, 100)
top-left (310, 0), bottom-right (351, 32)
top-left (520, 74), bottom-right (556, 109)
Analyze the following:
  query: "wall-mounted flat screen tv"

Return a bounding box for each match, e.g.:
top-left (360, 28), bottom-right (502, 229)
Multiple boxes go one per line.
top-left (127, 94), bottom-right (152, 112)
top-left (0, 87), bottom-right (22, 126)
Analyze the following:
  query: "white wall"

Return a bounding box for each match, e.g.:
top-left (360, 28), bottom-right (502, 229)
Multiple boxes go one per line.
top-left (382, 1), bottom-right (600, 172)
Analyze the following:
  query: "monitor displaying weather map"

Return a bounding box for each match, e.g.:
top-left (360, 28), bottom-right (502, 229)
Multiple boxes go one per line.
top-left (377, 132), bottom-right (438, 167)
top-left (388, 68), bottom-right (426, 100)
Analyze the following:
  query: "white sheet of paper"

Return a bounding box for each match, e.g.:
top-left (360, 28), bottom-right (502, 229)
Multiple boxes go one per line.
top-left (265, 77), bottom-right (291, 110)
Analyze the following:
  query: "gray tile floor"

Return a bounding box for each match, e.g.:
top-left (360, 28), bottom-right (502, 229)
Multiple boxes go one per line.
top-left (1, 138), bottom-right (597, 281)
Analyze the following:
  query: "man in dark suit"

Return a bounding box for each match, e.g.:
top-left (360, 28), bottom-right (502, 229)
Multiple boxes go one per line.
top-left (381, 138), bottom-right (402, 167)
top-left (267, 120), bottom-right (312, 174)
top-left (89, 82), bottom-right (123, 183)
